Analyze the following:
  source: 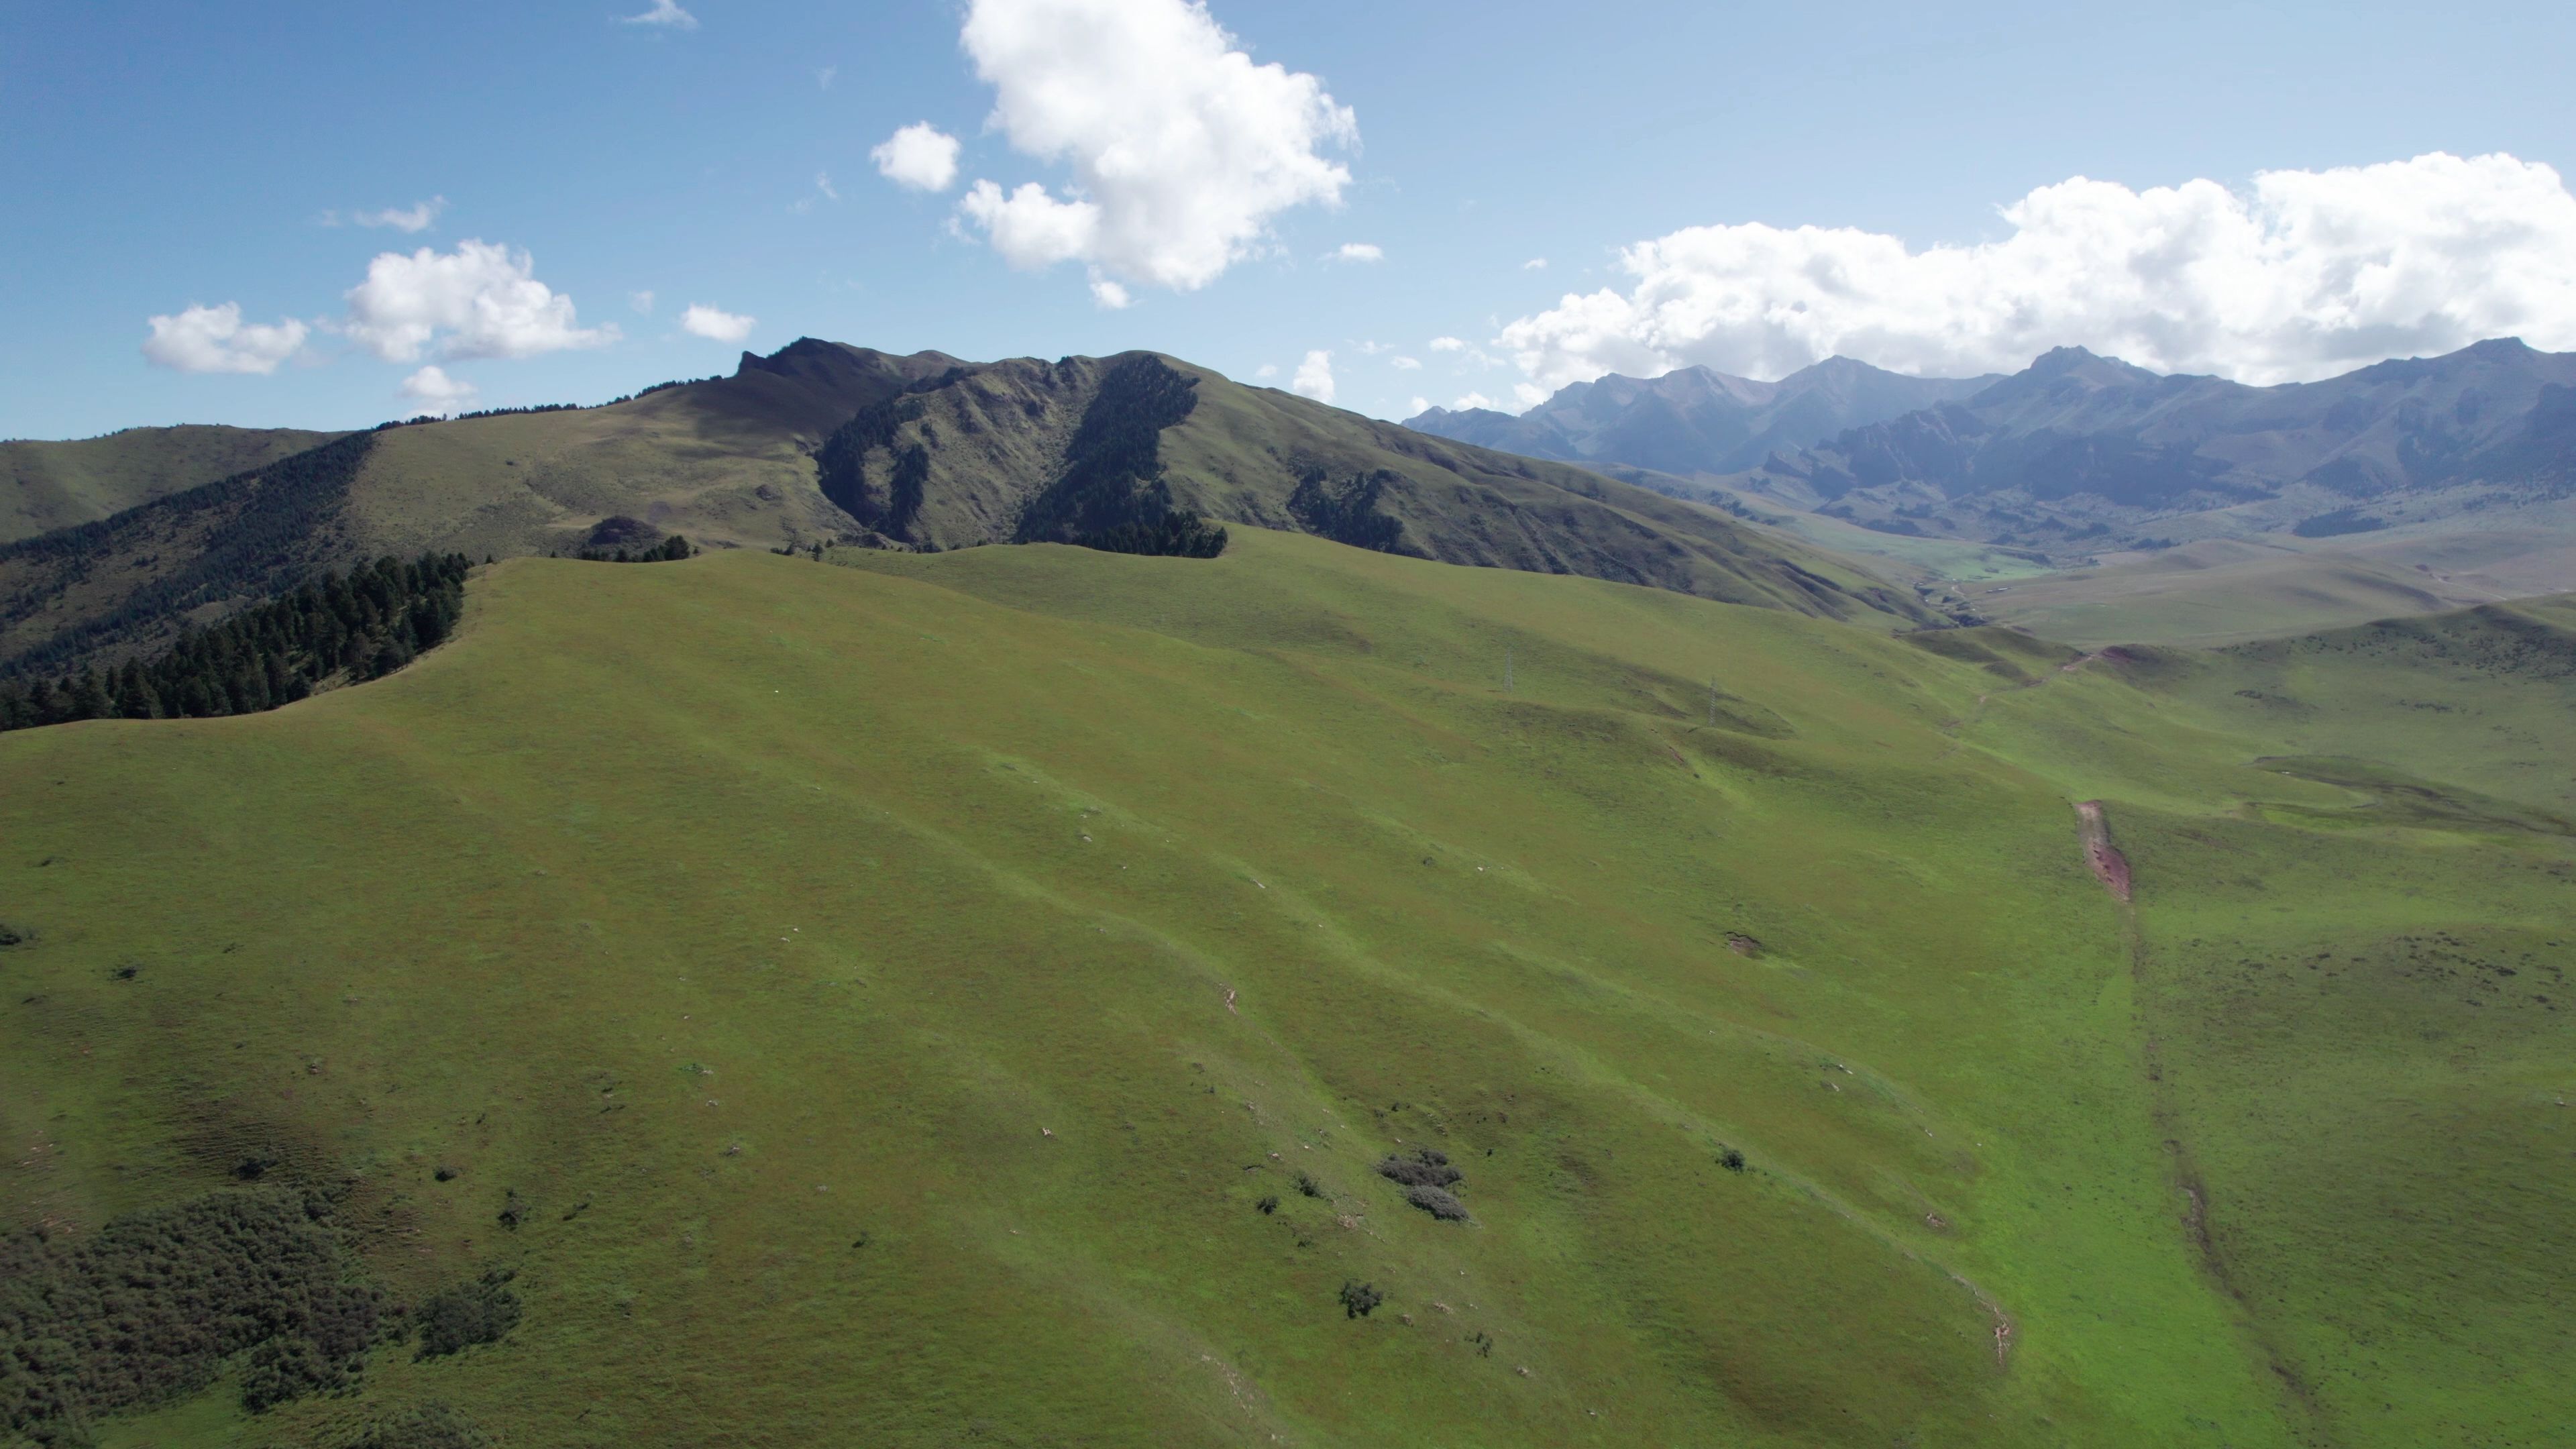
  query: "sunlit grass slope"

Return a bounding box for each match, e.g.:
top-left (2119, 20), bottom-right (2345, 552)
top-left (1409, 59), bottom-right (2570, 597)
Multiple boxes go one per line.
top-left (1949, 600), bottom-right (2576, 1449)
top-left (1, 530), bottom-right (2565, 1446)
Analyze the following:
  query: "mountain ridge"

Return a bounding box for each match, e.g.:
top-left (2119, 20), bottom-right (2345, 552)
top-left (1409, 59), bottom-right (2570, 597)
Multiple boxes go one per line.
top-left (1406, 356), bottom-right (2001, 476)
top-left (0, 341), bottom-right (1935, 676)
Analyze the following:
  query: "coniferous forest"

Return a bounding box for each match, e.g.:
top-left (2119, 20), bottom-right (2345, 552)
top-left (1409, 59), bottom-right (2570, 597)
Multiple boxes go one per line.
top-left (0, 553), bottom-right (472, 732)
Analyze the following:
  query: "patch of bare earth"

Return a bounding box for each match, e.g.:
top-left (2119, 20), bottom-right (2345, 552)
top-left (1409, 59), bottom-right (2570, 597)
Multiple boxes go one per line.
top-left (2075, 800), bottom-right (2132, 902)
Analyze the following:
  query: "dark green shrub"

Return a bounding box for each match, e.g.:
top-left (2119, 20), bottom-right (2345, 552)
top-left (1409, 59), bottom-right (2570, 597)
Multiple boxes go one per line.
top-left (1293, 1172), bottom-right (1324, 1199)
top-left (1338, 1281), bottom-right (1383, 1319)
top-left (0, 923), bottom-right (22, 948)
top-left (240, 1336), bottom-right (350, 1413)
top-left (413, 1273), bottom-right (521, 1359)
top-left (0, 1187), bottom-right (387, 1437)
top-left (1255, 1195), bottom-right (1279, 1215)
top-left (1721, 1149), bottom-right (1747, 1173)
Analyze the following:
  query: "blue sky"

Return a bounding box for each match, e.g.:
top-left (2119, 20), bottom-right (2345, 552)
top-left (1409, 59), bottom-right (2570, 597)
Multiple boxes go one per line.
top-left (5, 0), bottom-right (2574, 439)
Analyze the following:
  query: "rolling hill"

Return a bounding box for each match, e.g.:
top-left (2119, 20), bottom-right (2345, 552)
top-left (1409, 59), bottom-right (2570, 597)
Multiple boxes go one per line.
top-left (0, 342), bottom-right (1933, 679)
top-left (2, 426), bottom-right (345, 545)
top-left (0, 531), bottom-right (2565, 1446)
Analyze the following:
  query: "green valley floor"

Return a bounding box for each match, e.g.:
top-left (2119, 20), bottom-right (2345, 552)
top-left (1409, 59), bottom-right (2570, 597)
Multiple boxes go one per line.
top-left (1, 530), bottom-right (2567, 1447)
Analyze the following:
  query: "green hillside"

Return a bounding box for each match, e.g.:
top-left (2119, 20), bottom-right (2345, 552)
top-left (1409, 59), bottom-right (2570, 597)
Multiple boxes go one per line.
top-left (1, 531), bottom-right (2567, 1447)
top-left (0, 343), bottom-right (1933, 680)
top-left (1, 427), bottom-right (345, 545)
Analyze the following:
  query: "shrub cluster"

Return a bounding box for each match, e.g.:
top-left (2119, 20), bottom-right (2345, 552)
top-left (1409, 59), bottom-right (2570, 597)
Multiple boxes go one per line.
top-left (1375, 1148), bottom-right (1462, 1190)
top-left (1405, 1185), bottom-right (1469, 1221)
top-left (0, 1188), bottom-right (388, 1438)
top-left (1338, 1281), bottom-right (1383, 1320)
top-left (0, 553), bottom-right (471, 733)
top-left (1379, 1148), bottom-right (1470, 1222)
top-left (566, 534), bottom-right (695, 565)
top-left (413, 1273), bottom-right (522, 1360)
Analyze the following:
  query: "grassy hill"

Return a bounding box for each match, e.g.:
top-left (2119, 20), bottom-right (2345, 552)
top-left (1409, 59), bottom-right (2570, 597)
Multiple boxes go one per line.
top-left (1, 528), bottom-right (2565, 1446)
top-left (0, 344), bottom-right (1929, 680)
top-left (2, 427), bottom-right (345, 545)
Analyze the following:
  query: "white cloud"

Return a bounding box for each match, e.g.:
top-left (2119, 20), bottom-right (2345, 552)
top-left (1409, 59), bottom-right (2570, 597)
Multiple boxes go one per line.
top-left (356, 197), bottom-right (447, 233)
top-left (1089, 275), bottom-right (1132, 309)
top-left (1391, 355), bottom-right (1421, 370)
top-left (1450, 391), bottom-right (1497, 411)
top-left (680, 304), bottom-right (757, 343)
top-left (400, 366), bottom-right (478, 417)
top-left (1407, 395), bottom-right (1429, 415)
top-left (343, 240), bottom-right (617, 362)
top-left (623, 0), bottom-right (697, 29)
top-left (1356, 340), bottom-right (1388, 355)
top-left (1291, 349), bottom-right (1334, 403)
top-left (1254, 363), bottom-right (1279, 379)
top-left (1428, 335), bottom-right (1466, 352)
top-left (953, 0), bottom-right (1357, 294)
top-left (1523, 258), bottom-right (1547, 270)
top-left (873, 123), bottom-right (961, 193)
top-left (1332, 242), bottom-right (1383, 263)
top-left (142, 303), bottom-right (310, 375)
top-left (817, 65), bottom-right (838, 90)
top-left (631, 290), bottom-right (657, 314)
top-left (1501, 151), bottom-right (2576, 390)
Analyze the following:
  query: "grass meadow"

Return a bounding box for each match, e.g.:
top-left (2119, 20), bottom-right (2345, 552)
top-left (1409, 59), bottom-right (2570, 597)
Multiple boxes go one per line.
top-left (1, 530), bottom-right (2565, 1446)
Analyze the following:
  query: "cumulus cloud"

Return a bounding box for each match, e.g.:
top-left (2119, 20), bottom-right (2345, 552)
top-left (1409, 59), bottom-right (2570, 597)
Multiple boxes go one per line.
top-left (631, 290), bottom-right (657, 314)
top-left (1254, 363), bottom-right (1278, 379)
top-left (142, 303), bottom-right (310, 375)
top-left (1391, 355), bottom-right (1420, 370)
top-left (680, 304), bottom-right (756, 343)
top-left (400, 366), bottom-right (478, 417)
top-left (1090, 276), bottom-right (1131, 309)
top-left (1331, 242), bottom-right (1383, 263)
top-left (623, 0), bottom-right (697, 29)
top-left (356, 197), bottom-right (445, 233)
top-left (953, 0), bottom-right (1358, 294)
top-left (1428, 335), bottom-right (1465, 352)
top-left (1291, 349), bottom-right (1334, 403)
top-left (1501, 151), bottom-right (2576, 392)
top-left (344, 240), bottom-right (617, 362)
top-left (873, 123), bottom-right (961, 193)
top-left (1450, 392), bottom-right (1497, 411)
top-left (1408, 395), bottom-right (1430, 415)
top-left (1522, 258), bottom-right (1547, 270)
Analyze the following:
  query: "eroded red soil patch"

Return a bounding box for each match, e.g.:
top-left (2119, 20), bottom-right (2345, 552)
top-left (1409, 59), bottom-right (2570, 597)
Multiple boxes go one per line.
top-left (2075, 800), bottom-right (2132, 902)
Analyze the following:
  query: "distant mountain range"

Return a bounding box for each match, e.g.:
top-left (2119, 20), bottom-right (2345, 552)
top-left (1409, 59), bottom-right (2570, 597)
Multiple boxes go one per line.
top-left (1407, 340), bottom-right (2576, 562)
top-left (0, 341), bottom-right (1933, 676)
top-left (1406, 358), bottom-right (1999, 476)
